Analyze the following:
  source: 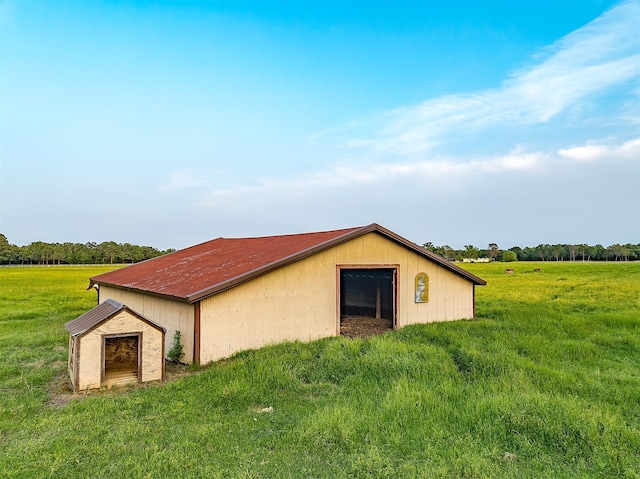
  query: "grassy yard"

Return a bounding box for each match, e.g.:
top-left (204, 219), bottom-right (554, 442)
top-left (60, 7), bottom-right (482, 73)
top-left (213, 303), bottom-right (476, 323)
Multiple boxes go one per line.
top-left (0, 262), bottom-right (638, 478)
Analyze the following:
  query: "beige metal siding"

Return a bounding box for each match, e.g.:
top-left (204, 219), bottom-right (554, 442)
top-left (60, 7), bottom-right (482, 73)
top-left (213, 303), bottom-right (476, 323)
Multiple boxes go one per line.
top-left (99, 287), bottom-right (195, 363)
top-left (75, 310), bottom-right (164, 391)
top-left (200, 256), bottom-right (337, 363)
top-left (401, 246), bottom-right (474, 326)
top-left (199, 232), bottom-right (475, 363)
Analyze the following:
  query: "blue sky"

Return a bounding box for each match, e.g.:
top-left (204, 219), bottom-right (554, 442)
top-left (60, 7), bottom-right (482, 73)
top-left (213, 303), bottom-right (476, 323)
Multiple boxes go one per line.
top-left (1, 0), bottom-right (638, 250)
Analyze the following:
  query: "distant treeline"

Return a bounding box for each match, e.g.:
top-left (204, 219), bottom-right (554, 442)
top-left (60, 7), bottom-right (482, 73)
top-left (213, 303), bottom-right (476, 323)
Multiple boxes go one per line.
top-left (423, 242), bottom-right (640, 262)
top-left (1, 233), bottom-right (638, 265)
top-left (0, 234), bottom-right (175, 265)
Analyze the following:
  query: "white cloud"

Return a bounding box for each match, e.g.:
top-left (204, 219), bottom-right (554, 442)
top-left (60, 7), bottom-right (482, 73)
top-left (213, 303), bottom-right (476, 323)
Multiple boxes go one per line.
top-left (558, 137), bottom-right (640, 162)
top-left (479, 147), bottom-right (547, 172)
top-left (346, 0), bottom-right (640, 156)
top-left (558, 145), bottom-right (610, 162)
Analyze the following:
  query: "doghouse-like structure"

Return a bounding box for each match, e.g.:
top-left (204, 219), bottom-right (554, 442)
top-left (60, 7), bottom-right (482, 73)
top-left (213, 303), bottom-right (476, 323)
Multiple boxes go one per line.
top-left (65, 299), bottom-right (165, 391)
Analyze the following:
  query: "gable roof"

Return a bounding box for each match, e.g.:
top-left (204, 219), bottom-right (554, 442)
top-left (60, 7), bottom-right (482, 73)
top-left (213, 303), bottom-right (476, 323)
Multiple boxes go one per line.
top-left (65, 299), bottom-right (165, 337)
top-left (90, 223), bottom-right (486, 304)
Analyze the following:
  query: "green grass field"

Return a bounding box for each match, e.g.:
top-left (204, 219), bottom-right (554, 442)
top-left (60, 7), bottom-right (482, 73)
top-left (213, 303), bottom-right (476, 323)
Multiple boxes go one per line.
top-left (1, 262), bottom-right (638, 478)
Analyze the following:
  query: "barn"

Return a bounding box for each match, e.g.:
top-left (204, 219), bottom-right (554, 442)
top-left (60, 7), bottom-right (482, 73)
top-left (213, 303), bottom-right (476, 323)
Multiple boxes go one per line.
top-left (88, 223), bottom-right (486, 365)
top-left (65, 299), bottom-right (166, 391)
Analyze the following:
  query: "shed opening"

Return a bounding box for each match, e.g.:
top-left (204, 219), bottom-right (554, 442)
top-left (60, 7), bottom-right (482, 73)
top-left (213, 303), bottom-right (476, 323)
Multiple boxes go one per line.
top-left (339, 267), bottom-right (396, 338)
top-left (103, 334), bottom-right (140, 387)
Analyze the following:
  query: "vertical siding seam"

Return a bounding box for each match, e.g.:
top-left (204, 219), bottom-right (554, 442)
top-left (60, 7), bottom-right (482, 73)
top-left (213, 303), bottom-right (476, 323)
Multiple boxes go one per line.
top-left (194, 302), bottom-right (201, 365)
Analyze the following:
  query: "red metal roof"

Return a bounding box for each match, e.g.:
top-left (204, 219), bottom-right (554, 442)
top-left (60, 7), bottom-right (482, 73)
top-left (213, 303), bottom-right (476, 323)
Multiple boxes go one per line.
top-left (90, 224), bottom-right (485, 303)
top-left (91, 226), bottom-right (362, 302)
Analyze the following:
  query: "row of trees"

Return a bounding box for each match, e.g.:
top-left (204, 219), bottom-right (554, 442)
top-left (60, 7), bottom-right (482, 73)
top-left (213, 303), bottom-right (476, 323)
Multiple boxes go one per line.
top-left (0, 234), bottom-right (175, 265)
top-left (423, 242), bottom-right (640, 262)
top-left (1, 233), bottom-right (638, 265)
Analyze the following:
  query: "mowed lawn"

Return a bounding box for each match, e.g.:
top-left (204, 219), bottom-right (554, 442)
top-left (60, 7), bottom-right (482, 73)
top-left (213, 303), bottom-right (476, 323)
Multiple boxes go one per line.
top-left (0, 262), bottom-right (638, 478)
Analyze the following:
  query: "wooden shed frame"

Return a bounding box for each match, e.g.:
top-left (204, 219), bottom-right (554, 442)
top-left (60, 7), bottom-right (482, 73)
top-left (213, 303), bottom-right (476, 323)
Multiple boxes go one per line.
top-left (65, 299), bottom-right (166, 392)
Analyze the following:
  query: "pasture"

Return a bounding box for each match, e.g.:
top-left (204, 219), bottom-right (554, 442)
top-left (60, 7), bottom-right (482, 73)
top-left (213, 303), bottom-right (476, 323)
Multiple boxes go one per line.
top-left (0, 262), bottom-right (638, 478)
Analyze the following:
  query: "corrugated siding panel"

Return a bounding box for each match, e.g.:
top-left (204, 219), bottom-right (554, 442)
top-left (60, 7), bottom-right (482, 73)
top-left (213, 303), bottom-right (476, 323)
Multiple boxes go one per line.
top-left (199, 232), bottom-right (475, 363)
top-left (99, 286), bottom-right (195, 363)
top-left (200, 257), bottom-right (336, 363)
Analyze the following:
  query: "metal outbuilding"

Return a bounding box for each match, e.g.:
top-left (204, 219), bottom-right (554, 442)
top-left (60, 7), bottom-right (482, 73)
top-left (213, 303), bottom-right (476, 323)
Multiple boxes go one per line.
top-left (65, 299), bottom-right (166, 391)
top-left (88, 223), bottom-right (486, 365)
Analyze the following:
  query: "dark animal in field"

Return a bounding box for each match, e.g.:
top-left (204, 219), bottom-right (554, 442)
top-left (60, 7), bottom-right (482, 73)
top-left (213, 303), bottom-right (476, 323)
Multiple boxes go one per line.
top-left (533, 268), bottom-right (541, 272)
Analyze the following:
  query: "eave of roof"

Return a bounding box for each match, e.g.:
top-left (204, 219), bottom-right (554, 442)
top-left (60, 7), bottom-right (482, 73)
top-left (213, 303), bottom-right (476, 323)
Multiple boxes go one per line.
top-left (90, 223), bottom-right (486, 304)
top-left (65, 298), bottom-right (166, 336)
top-left (363, 224), bottom-right (487, 287)
top-left (65, 298), bottom-right (123, 336)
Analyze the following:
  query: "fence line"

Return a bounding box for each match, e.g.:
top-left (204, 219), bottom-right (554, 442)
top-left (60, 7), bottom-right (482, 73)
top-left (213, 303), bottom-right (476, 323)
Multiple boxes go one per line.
top-left (0, 264), bottom-right (127, 268)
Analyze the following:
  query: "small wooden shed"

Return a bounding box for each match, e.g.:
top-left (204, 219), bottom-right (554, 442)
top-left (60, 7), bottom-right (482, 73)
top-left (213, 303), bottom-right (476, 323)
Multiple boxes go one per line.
top-left (65, 299), bottom-right (166, 391)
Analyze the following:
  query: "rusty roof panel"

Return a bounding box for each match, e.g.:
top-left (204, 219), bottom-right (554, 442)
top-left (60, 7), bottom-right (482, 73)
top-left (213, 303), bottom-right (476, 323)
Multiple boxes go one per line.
top-left (90, 224), bottom-right (486, 303)
top-left (90, 227), bottom-right (362, 302)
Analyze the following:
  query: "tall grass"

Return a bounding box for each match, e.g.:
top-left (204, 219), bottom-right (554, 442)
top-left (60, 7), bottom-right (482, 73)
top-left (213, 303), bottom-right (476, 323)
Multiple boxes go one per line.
top-left (0, 266), bottom-right (113, 427)
top-left (0, 263), bottom-right (638, 478)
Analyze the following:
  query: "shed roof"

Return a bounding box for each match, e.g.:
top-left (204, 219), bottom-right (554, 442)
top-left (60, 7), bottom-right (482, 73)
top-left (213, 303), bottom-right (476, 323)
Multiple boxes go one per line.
top-left (90, 223), bottom-right (486, 303)
top-left (65, 299), bottom-right (165, 336)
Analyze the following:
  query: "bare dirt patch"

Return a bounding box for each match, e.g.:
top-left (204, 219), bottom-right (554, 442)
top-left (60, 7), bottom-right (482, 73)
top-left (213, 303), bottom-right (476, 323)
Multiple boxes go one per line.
top-left (340, 315), bottom-right (393, 339)
top-left (47, 371), bottom-right (84, 408)
top-left (46, 361), bottom-right (206, 406)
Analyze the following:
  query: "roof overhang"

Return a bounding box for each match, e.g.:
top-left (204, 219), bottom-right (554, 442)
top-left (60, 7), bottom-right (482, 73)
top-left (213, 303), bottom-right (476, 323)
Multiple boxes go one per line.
top-left (66, 298), bottom-right (167, 336)
top-left (90, 280), bottom-right (195, 304)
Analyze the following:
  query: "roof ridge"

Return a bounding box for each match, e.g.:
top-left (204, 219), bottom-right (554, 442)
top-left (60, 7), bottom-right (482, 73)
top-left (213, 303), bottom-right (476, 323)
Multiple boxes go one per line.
top-left (185, 226), bottom-right (368, 302)
top-left (104, 298), bottom-right (124, 309)
top-left (218, 226), bottom-right (363, 241)
top-left (90, 223), bottom-right (485, 304)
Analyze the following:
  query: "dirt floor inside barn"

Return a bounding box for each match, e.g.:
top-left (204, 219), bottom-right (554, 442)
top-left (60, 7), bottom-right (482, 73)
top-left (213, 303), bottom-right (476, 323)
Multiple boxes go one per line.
top-left (340, 315), bottom-right (393, 339)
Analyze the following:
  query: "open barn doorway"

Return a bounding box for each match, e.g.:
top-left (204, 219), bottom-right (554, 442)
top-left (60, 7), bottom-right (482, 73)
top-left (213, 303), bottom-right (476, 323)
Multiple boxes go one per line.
top-left (338, 267), bottom-right (397, 338)
top-left (103, 334), bottom-right (140, 387)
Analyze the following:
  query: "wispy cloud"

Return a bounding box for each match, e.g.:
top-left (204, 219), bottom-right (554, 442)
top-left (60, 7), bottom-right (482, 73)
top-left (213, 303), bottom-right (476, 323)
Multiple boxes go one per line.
top-left (196, 133), bottom-right (640, 207)
top-left (161, 169), bottom-right (211, 191)
top-left (196, 146), bottom-right (549, 207)
top-left (347, 0), bottom-right (640, 156)
top-left (191, 1), bottom-right (639, 211)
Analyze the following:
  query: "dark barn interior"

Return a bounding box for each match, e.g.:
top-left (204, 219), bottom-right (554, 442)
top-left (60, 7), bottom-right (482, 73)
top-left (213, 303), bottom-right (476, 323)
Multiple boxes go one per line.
top-left (339, 268), bottom-right (395, 338)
